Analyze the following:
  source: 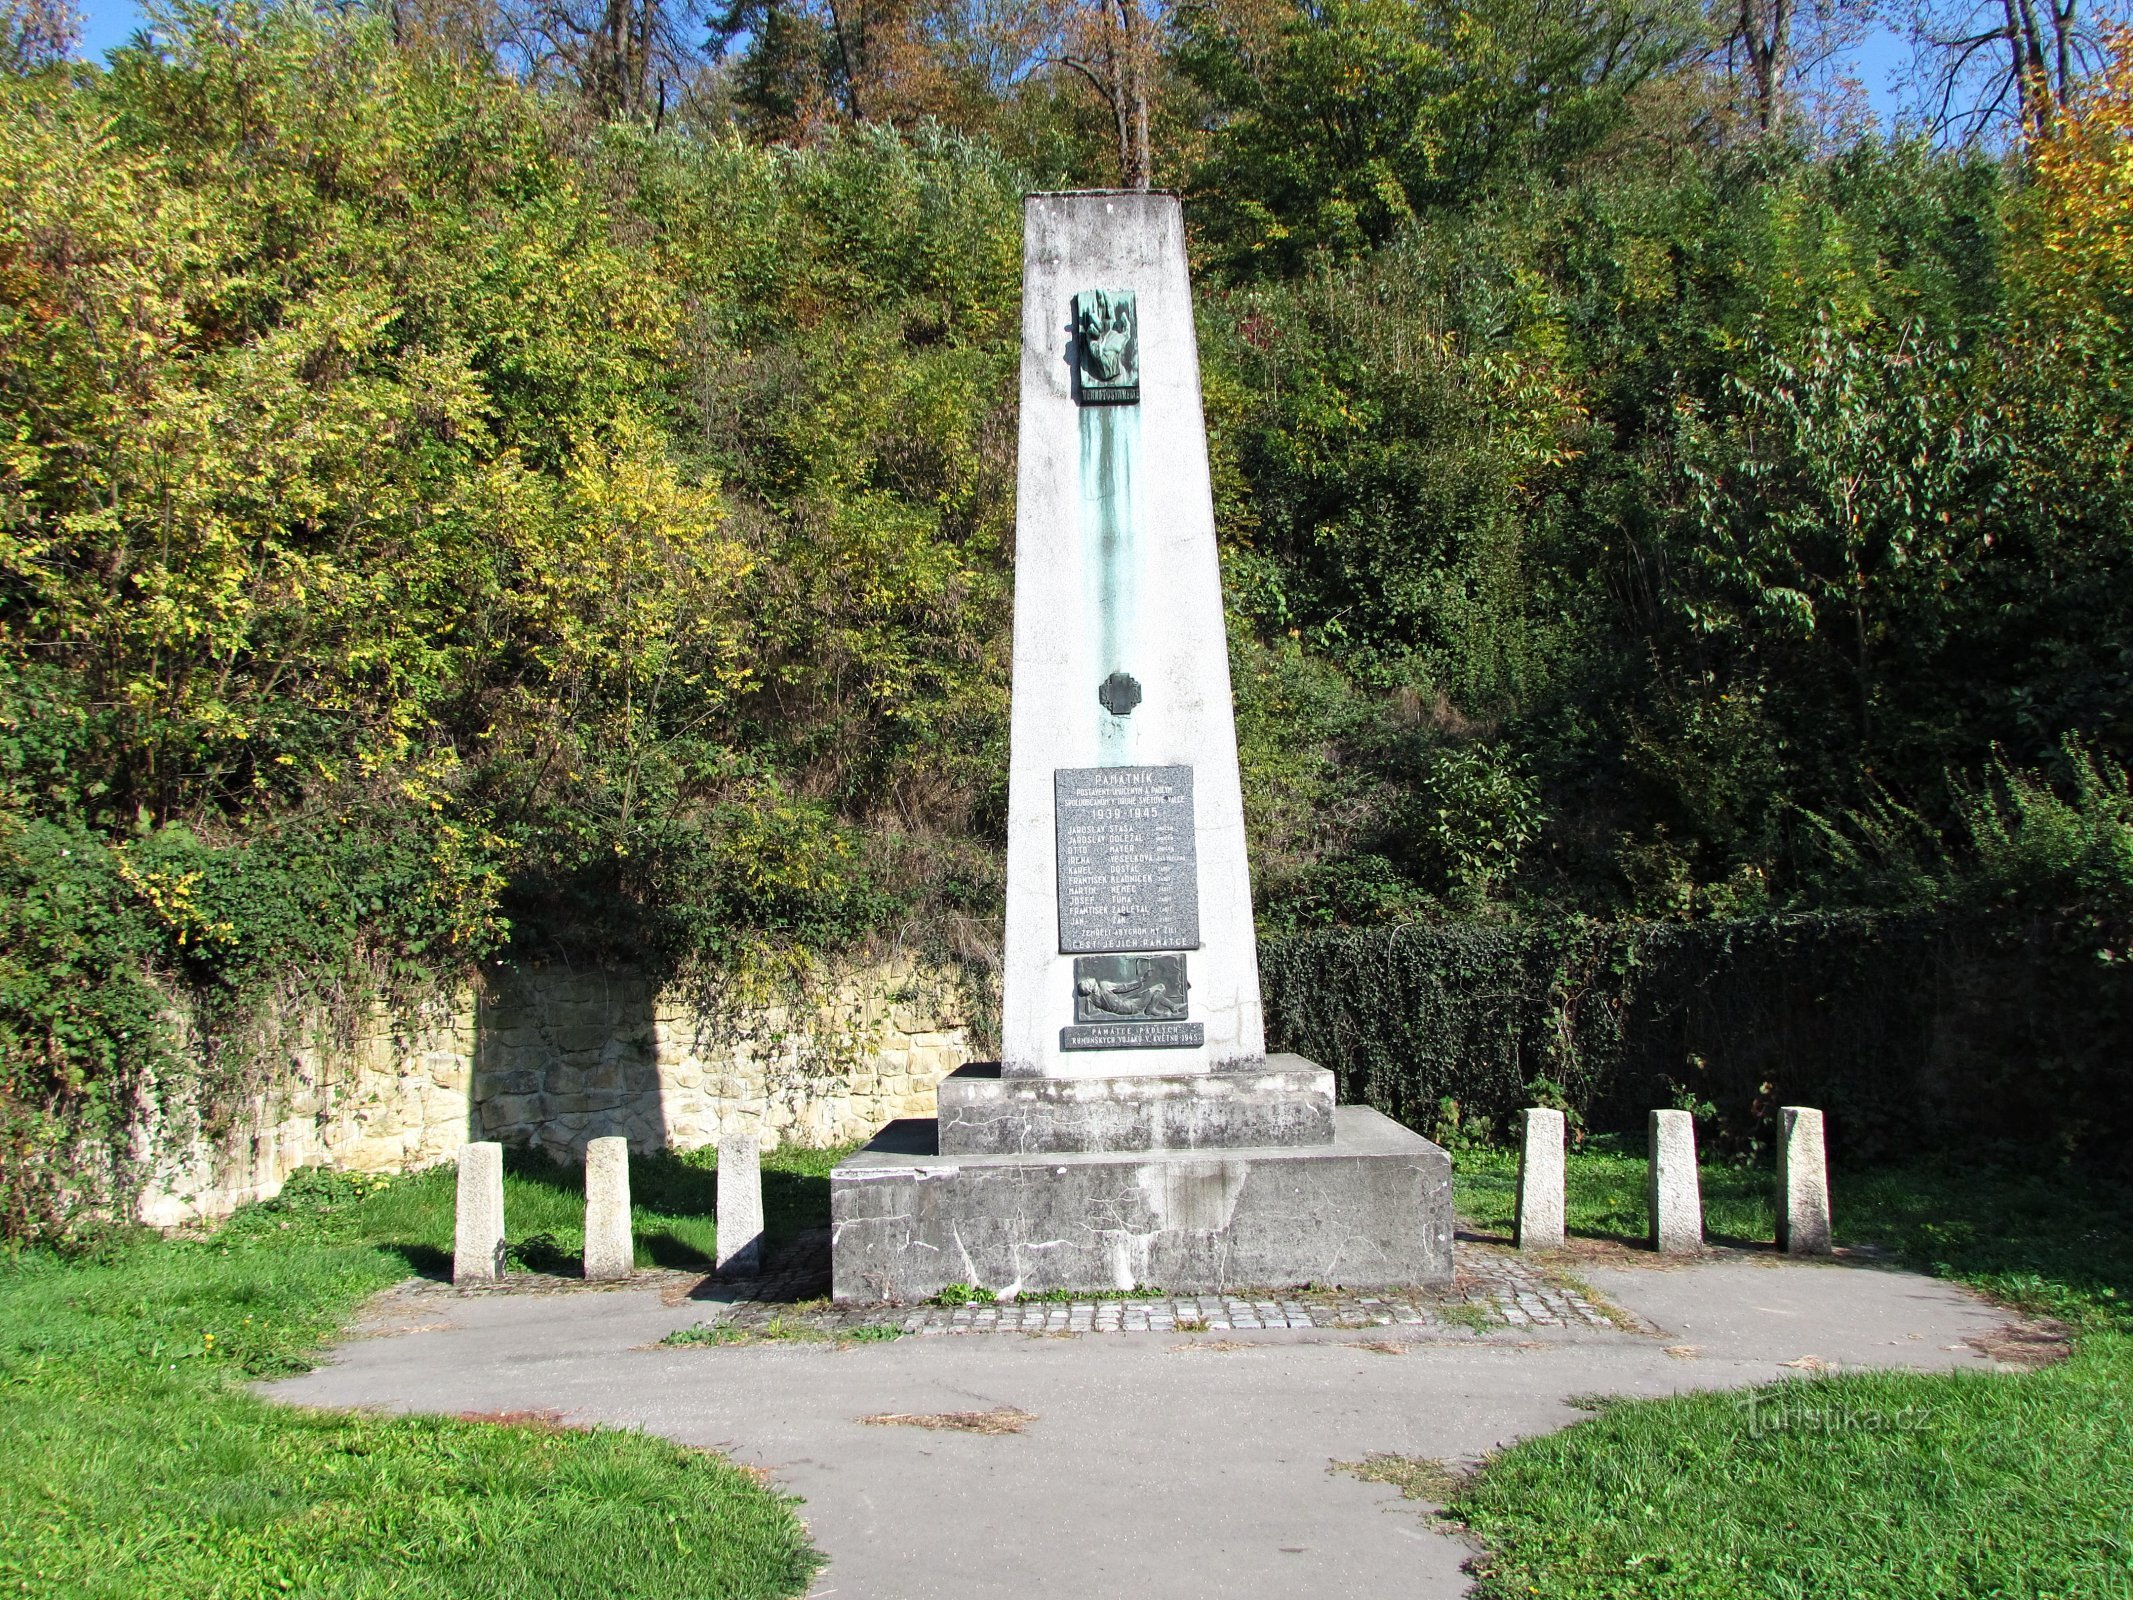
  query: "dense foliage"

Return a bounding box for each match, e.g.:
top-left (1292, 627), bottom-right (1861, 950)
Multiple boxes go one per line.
top-left (6, 0), bottom-right (2133, 1231)
top-left (0, 8), bottom-right (1021, 1230)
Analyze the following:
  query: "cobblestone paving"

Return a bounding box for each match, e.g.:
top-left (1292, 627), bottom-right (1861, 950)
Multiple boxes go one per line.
top-left (420, 1238), bottom-right (1625, 1337)
top-left (684, 1242), bottom-right (1620, 1337)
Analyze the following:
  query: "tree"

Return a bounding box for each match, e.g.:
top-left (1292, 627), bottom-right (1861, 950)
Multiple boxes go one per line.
top-left (1181, 0), bottom-right (1704, 268)
top-left (708, 0), bottom-right (991, 132)
top-left (1710, 0), bottom-right (1873, 133)
top-left (0, 0), bottom-right (78, 73)
top-left (1036, 0), bottom-right (1159, 185)
top-left (1675, 323), bottom-right (2004, 753)
top-left (1905, 0), bottom-right (2117, 139)
top-left (2011, 24), bottom-right (2133, 391)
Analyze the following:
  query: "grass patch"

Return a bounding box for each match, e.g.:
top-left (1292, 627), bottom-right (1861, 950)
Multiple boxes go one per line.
top-left (1335, 1452), bottom-right (1469, 1502)
top-left (1437, 1301), bottom-right (1498, 1334)
top-left (0, 1159), bottom-right (830, 1598)
top-left (1447, 1153), bottom-right (2133, 1599)
top-left (1453, 1132), bottom-right (1776, 1246)
top-left (661, 1316), bottom-right (903, 1349)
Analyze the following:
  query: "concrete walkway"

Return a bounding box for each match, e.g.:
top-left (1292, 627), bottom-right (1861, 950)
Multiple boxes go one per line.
top-left (266, 1249), bottom-right (2018, 1598)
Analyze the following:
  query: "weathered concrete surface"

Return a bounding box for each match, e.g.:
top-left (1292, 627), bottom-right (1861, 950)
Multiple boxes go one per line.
top-left (451, 1142), bottom-right (505, 1284)
top-left (831, 1106), bottom-right (1452, 1301)
top-left (1777, 1105), bottom-right (1833, 1254)
top-left (1516, 1107), bottom-right (1566, 1252)
top-left (937, 1055), bottom-right (1333, 1155)
top-left (1003, 192), bottom-right (1262, 1079)
top-left (1648, 1109), bottom-right (1704, 1255)
top-left (717, 1133), bottom-right (764, 1277)
top-left (265, 1256), bottom-right (2011, 1600)
top-left (583, 1136), bottom-right (633, 1281)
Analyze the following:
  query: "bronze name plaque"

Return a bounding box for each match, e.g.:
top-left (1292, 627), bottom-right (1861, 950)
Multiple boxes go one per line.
top-left (1053, 765), bottom-right (1200, 953)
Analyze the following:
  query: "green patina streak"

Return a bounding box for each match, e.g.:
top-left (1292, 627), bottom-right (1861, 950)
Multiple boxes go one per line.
top-left (1081, 402), bottom-right (1141, 764)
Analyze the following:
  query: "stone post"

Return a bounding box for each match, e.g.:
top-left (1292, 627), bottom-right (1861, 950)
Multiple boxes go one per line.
top-left (453, 1141), bottom-right (506, 1283)
top-left (1516, 1107), bottom-right (1566, 1252)
top-left (717, 1133), bottom-right (764, 1278)
top-left (583, 1136), bottom-right (633, 1280)
top-left (1647, 1110), bottom-right (1703, 1255)
top-left (1776, 1106), bottom-right (1833, 1254)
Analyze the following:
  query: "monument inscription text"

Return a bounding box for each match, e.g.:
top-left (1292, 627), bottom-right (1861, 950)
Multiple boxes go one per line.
top-left (1054, 765), bottom-right (1201, 953)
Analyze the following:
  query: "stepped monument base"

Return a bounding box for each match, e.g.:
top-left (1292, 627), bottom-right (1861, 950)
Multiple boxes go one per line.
top-left (831, 1091), bottom-right (1451, 1303)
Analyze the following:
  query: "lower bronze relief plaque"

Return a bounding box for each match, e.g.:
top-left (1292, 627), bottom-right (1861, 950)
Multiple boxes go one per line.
top-left (1061, 954), bottom-right (1200, 1050)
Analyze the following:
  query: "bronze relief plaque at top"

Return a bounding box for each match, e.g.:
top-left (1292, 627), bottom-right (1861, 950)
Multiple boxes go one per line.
top-left (1073, 289), bottom-right (1140, 405)
top-left (1053, 765), bottom-right (1200, 953)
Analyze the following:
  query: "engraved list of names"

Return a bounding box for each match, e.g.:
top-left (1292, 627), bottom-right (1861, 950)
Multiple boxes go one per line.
top-left (1053, 766), bottom-right (1201, 953)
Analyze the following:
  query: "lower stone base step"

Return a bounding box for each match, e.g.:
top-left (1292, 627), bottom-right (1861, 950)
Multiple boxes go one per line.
top-left (829, 1106), bottom-right (1452, 1303)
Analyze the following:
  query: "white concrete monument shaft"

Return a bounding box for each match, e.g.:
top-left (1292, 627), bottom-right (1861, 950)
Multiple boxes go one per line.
top-left (1001, 191), bottom-right (1265, 1079)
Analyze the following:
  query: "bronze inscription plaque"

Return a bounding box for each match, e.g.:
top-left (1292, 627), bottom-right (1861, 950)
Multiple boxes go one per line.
top-left (1053, 765), bottom-right (1200, 953)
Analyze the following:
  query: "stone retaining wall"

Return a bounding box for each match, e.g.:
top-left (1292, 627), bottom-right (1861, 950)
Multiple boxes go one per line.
top-left (141, 957), bottom-right (978, 1227)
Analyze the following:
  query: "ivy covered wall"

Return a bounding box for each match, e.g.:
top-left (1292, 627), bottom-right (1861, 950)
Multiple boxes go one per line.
top-left (1263, 914), bottom-right (2133, 1166)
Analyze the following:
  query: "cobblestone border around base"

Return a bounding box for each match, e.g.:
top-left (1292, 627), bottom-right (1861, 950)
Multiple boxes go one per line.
top-left (685, 1243), bottom-right (1620, 1337)
top-left (414, 1242), bottom-right (1628, 1337)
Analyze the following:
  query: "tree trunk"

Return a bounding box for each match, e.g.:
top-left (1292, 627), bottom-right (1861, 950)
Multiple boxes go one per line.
top-left (1737, 0), bottom-right (1792, 131)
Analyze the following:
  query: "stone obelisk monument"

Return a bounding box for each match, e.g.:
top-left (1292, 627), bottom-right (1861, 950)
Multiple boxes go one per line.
top-left (830, 192), bottom-right (1450, 1301)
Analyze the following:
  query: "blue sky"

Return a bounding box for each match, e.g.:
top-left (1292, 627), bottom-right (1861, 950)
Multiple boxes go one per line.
top-left (76, 0), bottom-right (149, 56)
top-left (72, 0), bottom-right (1919, 129)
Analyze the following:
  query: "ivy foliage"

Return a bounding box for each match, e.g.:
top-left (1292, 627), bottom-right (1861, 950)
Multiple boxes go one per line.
top-left (1265, 737), bottom-right (2133, 1165)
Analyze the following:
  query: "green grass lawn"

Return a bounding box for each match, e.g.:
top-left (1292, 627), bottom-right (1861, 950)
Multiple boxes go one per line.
top-left (1446, 1141), bottom-right (2133, 1599)
top-left (0, 1147), bottom-right (843, 1599)
top-left (1454, 1133), bottom-right (1780, 1246)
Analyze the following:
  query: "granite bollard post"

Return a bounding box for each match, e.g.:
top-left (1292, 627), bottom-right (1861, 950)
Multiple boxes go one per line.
top-left (1647, 1110), bottom-right (1703, 1255)
top-left (1516, 1107), bottom-right (1567, 1252)
top-left (453, 1141), bottom-right (506, 1283)
top-left (1776, 1106), bottom-right (1833, 1254)
top-left (583, 1136), bottom-right (633, 1280)
top-left (717, 1133), bottom-right (763, 1278)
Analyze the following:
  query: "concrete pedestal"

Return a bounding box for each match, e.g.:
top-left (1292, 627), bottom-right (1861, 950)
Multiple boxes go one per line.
top-left (831, 1105), bottom-right (1451, 1303)
top-left (938, 1055), bottom-right (1334, 1155)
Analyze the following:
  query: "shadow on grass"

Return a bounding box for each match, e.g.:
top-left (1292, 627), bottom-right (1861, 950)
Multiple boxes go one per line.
top-left (387, 1242), bottom-right (453, 1281)
top-left (764, 1170), bottom-right (831, 1251)
top-left (381, 1142), bottom-right (843, 1286)
top-left (496, 1146), bottom-right (723, 1214)
top-left (640, 1230), bottom-right (714, 1270)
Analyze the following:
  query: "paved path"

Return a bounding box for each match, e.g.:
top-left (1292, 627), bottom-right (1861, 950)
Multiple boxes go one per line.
top-left (267, 1246), bottom-right (2019, 1598)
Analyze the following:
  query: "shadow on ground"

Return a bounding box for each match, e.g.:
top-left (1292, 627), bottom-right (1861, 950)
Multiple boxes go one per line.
top-left (380, 1143), bottom-right (840, 1294)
